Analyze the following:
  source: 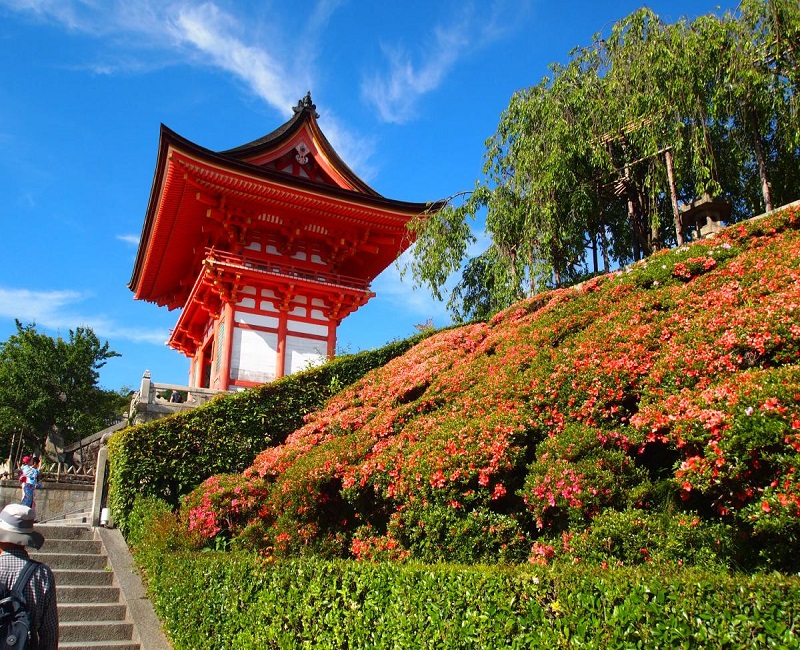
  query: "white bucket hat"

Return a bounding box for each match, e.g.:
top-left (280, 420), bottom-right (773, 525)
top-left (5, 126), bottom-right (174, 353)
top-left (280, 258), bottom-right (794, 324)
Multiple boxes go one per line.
top-left (0, 504), bottom-right (44, 549)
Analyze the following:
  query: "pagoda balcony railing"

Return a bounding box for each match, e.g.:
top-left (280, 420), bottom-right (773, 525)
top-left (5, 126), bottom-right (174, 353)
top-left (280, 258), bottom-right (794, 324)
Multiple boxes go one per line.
top-left (206, 249), bottom-right (372, 292)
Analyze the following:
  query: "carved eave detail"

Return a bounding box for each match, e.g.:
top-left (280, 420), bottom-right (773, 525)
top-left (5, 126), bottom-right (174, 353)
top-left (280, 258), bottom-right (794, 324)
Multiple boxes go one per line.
top-left (168, 252), bottom-right (374, 353)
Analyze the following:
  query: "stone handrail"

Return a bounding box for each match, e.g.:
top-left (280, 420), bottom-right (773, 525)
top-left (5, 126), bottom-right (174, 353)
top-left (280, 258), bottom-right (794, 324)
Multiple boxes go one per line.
top-left (138, 371), bottom-right (227, 406)
top-left (129, 370), bottom-right (231, 425)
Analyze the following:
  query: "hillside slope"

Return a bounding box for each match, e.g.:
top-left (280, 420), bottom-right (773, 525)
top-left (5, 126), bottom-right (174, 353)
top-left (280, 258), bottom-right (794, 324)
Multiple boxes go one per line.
top-left (183, 204), bottom-right (800, 571)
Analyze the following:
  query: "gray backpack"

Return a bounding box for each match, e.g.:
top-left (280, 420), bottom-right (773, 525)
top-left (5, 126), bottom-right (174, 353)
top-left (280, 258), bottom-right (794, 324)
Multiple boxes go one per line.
top-left (0, 561), bottom-right (39, 649)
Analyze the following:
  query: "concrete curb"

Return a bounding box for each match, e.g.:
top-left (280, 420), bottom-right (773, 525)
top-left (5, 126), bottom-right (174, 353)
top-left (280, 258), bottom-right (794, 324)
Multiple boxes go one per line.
top-left (97, 527), bottom-right (173, 650)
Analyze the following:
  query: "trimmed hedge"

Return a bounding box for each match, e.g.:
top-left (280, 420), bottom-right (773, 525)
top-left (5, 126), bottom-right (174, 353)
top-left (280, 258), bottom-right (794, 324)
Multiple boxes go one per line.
top-left (141, 550), bottom-right (800, 649)
top-left (107, 334), bottom-right (431, 534)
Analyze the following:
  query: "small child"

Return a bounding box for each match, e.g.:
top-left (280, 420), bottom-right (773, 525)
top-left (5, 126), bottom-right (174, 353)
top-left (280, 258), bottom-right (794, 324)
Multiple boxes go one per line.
top-left (20, 456), bottom-right (40, 516)
top-left (18, 455), bottom-right (31, 500)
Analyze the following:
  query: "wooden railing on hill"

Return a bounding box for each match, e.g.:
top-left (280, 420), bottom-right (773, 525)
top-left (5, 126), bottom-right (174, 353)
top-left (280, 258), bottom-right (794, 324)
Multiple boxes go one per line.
top-left (0, 371), bottom-right (227, 524)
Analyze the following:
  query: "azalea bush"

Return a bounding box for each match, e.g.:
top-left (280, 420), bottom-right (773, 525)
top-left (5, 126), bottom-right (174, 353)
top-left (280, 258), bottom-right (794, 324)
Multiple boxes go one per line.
top-left (175, 205), bottom-right (800, 571)
top-left (107, 333), bottom-right (430, 534)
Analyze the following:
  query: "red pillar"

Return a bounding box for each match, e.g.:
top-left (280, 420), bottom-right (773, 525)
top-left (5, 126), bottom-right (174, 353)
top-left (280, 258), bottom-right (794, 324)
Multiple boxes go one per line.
top-left (218, 301), bottom-right (234, 390)
top-left (276, 308), bottom-right (288, 378)
top-left (327, 321), bottom-right (337, 359)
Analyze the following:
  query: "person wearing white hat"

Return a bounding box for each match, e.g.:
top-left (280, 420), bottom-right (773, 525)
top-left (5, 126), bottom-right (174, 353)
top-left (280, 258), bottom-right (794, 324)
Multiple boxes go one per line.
top-left (0, 503), bottom-right (58, 649)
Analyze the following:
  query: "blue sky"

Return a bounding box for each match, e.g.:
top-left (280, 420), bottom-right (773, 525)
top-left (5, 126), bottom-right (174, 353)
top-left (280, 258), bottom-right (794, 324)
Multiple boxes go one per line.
top-left (0, 0), bottom-right (733, 391)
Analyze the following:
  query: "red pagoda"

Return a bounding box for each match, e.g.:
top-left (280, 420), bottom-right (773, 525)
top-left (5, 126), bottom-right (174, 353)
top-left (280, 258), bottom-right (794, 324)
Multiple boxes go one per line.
top-left (129, 93), bottom-right (441, 390)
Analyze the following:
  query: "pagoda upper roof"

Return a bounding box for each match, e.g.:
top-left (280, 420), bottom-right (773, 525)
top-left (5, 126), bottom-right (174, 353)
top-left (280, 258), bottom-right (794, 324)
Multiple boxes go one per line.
top-left (219, 92), bottom-right (378, 196)
top-left (129, 94), bottom-right (443, 310)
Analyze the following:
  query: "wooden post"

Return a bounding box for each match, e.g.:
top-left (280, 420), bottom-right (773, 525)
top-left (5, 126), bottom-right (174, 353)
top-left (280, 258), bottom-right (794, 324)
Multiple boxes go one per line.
top-left (664, 148), bottom-right (683, 246)
top-left (753, 129), bottom-right (772, 213)
top-left (218, 302), bottom-right (234, 391)
top-left (624, 163), bottom-right (640, 261)
top-left (327, 322), bottom-right (337, 359)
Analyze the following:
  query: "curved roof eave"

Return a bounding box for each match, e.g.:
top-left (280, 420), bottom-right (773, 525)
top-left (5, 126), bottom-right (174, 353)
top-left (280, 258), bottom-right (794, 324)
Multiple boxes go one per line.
top-left (128, 123), bottom-right (175, 294)
top-left (159, 124), bottom-right (439, 213)
top-left (128, 122), bottom-right (445, 295)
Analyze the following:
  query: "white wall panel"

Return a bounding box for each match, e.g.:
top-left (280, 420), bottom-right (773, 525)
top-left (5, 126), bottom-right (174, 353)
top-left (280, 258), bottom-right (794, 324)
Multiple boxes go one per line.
top-left (234, 310), bottom-right (279, 329)
top-left (231, 326), bottom-right (278, 383)
top-left (287, 319), bottom-right (329, 336)
top-left (286, 335), bottom-right (326, 374)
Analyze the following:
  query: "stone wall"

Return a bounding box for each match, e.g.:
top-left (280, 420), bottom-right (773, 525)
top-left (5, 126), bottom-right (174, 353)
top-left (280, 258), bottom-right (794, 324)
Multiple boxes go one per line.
top-left (0, 479), bottom-right (93, 522)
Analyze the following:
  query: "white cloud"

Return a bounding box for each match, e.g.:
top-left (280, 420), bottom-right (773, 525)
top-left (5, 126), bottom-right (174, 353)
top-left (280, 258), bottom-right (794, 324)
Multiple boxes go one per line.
top-left (1, 0), bottom-right (376, 178)
top-left (116, 234), bottom-right (139, 246)
top-left (0, 288), bottom-right (83, 322)
top-left (370, 215), bottom-right (490, 325)
top-left (362, 1), bottom-right (532, 124)
top-left (316, 109), bottom-right (378, 183)
top-left (0, 1), bottom-right (311, 114)
top-left (362, 26), bottom-right (465, 125)
top-left (371, 251), bottom-right (451, 324)
top-left (0, 287), bottom-right (169, 345)
top-left (169, 3), bottom-right (302, 116)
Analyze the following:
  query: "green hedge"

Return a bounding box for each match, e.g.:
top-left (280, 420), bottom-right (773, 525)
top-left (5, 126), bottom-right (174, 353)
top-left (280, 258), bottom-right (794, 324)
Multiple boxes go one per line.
top-left (107, 335), bottom-right (429, 534)
top-left (141, 550), bottom-right (799, 649)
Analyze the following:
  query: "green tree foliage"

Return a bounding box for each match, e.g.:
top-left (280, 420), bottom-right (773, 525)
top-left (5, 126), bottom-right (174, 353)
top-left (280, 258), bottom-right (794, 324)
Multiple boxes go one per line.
top-left (409, 1), bottom-right (800, 323)
top-left (0, 320), bottom-right (124, 454)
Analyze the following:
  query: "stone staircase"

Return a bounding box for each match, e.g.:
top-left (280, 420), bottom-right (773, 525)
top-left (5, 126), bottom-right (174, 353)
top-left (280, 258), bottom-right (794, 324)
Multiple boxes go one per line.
top-left (32, 519), bottom-right (154, 649)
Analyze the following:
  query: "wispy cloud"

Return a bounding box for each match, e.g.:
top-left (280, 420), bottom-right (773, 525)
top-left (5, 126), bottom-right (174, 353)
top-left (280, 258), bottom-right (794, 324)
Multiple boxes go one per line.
top-left (2, 1), bottom-right (307, 112)
top-left (169, 3), bottom-right (302, 116)
top-left (372, 250), bottom-right (451, 325)
top-left (371, 215), bottom-right (490, 325)
top-left (316, 109), bottom-right (378, 183)
top-left (362, 0), bottom-right (532, 124)
top-left (1, 0), bottom-right (374, 177)
top-left (362, 26), bottom-right (466, 125)
top-left (116, 234), bottom-right (139, 246)
top-left (0, 287), bottom-right (169, 344)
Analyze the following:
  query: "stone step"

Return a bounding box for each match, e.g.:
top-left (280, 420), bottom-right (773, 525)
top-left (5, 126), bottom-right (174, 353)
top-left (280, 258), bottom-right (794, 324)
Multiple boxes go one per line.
top-left (57, 584), bottom-right (120, 604)
top-left (29, 523), bottom-right (166, 650)
top-left (32, 551), bottom-right (108, 570)
top-left (59, 603), bottom-right (128, 622)
top-left (60, 620), bottom-right (135, 643)
top-left (41, 513), bottom-right (90, 525)
top-left (59, 641), bottom-right (140, 649)
top-left (36, 524), bottom-right (94, 541)
top-left (40, 538), bottom-right (102, 554)
top-left (54, 568), bottom-right (114, 586)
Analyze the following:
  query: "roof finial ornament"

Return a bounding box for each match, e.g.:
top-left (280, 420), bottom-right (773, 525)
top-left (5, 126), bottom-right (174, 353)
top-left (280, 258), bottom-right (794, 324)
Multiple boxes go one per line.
top-left (293, 91), bottom-right (319, 118)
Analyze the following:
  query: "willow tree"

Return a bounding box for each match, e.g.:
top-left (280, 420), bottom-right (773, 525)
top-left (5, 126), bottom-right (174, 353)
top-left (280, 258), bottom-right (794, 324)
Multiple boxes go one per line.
top-left (408, 2), bottom-right (799, 323)
top-left (723, 0), bottom-right (800, 213)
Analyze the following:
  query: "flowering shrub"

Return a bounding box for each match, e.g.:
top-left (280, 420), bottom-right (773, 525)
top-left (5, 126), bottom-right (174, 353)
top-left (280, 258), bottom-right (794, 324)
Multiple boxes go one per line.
top-left (522, 424), bottom-right (652, 530)
top-left (107, 333), bottom-right (429, 535)
top-left (171, 205), bottom-right (800, 570)
top-left (182, 474), bottom-right (270, 549)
